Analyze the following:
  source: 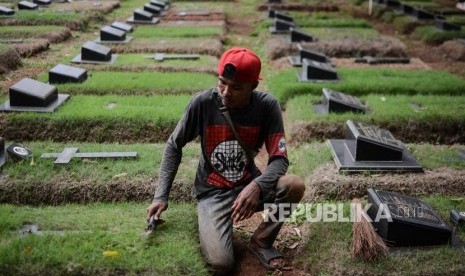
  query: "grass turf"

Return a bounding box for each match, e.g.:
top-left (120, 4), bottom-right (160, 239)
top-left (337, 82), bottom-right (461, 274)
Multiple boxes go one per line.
top-left (133, 26), bottom-right (224, 38)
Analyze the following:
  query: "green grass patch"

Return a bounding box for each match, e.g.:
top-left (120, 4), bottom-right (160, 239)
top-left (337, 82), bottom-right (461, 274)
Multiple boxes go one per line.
top-left (286, 94), bottom-right (465, 124)
top-left (0, 26), bottom-right (67, 39)
top-left (104, 53), bottom-right (217, 69)
top-left (292, 12), bottom-right (371, 28)
top-left (298, 197), bottom-right (465, 275)
top-left (0, 95), bottom-right (193, 142)
top-left (446, 15), bottom-right (465, 26)
top-left (413, 25), bottom-right (465, 44)
top-left (36, 71), bottom-right (217, 95)
top-left (0, 202), bottom-right (208, 275)
top-left (14, 10), bottom-right (82, 21)
top-left (268, 68), bottom-right (465, 105)
top-left (298, 27), bottom-right (380, 40)
top-left (133, 26), bottom-right (223, 38)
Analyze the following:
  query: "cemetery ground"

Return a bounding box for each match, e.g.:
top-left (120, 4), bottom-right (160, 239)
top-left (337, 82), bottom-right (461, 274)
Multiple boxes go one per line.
top-left (1, 0), bottom-right (465, 275)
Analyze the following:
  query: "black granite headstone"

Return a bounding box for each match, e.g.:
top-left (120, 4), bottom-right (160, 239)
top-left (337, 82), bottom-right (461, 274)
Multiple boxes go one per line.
top-left (401, 4), bottom-right (414, 15)
top-left (450, 210), bottom-right (465, 227)
top-left (0, 137), bottom-right (5, 168)
top-left (144, 4), bottom-right (162, 16)
top-left (33, 0), bottom-right (51, 6)
top-left (275, 19), bottom-right (295, 31)
top-left (290, 28), bottom-right (314, 43)
top-left (297, 59), bottom-right (338, 81)
top-left (319, 88), bottom-right (368, 114)
top-left (150, 0), bottom-right (167, 10)
top-left (0, 5), bottom-right (15, 15)
top-left (49, 64), bottom-right (87, 84)
top-left (18, 1), bottom-right (38, 10)
top-left (327, 120), bottom-right (423, 172)
top-left (111, 22), bottom-right (134, 33)
top-left (268, 0), bottom-right (282, 3)
top-left (81, 41), bottom-right (111, 61)
top-left (435, 19), bottom-right (461, 31)
top-left (288, 45), bottom-right (330, 66)
top-left (274, 11), bottom-right (293, 22)
top-left (9, 78), bottom-right (57, 107)
top-left (268, 8), bottom-right (276, 19)
top-left (386, 0), bottom-right (400, 9)
top-left (367, 189), bottom-right (452, 246)
top-left (134, 8), bottom-right (154, 21)
top-left (413, 8), bottom-right (435, 20)
top-left (100, 26), bottom-right (126, 41)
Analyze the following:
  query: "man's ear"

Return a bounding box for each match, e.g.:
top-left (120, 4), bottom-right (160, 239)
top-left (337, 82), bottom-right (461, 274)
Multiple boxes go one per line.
top-left (251, 81), bottom-right (259, 90)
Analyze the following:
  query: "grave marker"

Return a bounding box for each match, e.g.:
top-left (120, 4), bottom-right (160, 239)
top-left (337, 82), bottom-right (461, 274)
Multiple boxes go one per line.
top-left (354, 56), bottom-right (410, 64)
top-left (144, 3), bottom-right (162, 16)
top-left (386, 0), bottom-right (400, 9)
top-left (402, 3), bottom-right (414, 15)
top-left (413, 8), bottom-right (435, 20)
top-left (6, 143), bottom-right (33, 161)
top-left (435, 19), bottom-right (461, 31)
top-left (96, 26), bottom-right (133, 44)
top-left (127, 8), bottom-right (159, 24)
top-left (145, 53), bottom-right (200, 61)
top-left (268, 8), bottom-right (276, 18)
top-left (33, 0), bottom-right (51, 6)
top-left (274, 11), bottom-right (293, 22)
top-left (41, 147), bottom-right (138, 165)
top-left (18, 1), bottom-right (38, 10)
top-left (269, 19), bottom-right (295, 34)
top-left (288, 44), bottom-right (329, 66)
top-left (0, 5), bottom-right (15, 16)
top-left (290, 28), bottom-right (314, 43)
top-left (367, 189), bottom-right (452, 246)
top-left (314, 88), bottom-right (368, 114)
top-left (0, 138), bottom-right (5, 168)
top-left (72, 41), bottom-right (118, 65)
top-left (297, 59), bottom-right (338, 82)
top-left (327, 120), bottom-right (423, 172)
top-left (111, 21), bottom-right (134, 33)
top-left (0, 78), bottom-right (70, 112)
top-left (150, 0), bottom-right (169, 10)
top-left (49, 64), bottom-right (87, 84)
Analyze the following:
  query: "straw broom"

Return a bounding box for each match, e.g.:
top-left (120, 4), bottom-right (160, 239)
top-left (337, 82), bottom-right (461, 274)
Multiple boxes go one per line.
top-left (351, 198), bottom-right (388, 261)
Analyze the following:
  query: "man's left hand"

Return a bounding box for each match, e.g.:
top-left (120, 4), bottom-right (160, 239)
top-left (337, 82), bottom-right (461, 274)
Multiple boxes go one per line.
top-left (231, 182), bottom-right (261, 223)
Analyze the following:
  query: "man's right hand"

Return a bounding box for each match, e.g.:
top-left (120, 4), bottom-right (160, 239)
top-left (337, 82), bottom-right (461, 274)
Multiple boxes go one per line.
top-left (146, 201), bottom-right (168, 222)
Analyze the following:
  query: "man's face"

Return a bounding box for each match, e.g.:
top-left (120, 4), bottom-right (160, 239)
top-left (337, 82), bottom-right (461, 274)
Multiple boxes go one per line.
top-left (217, 76), bottom-right (256, 109)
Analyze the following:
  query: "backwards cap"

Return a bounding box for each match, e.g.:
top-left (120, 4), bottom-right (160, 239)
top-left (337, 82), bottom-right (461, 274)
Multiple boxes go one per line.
top-left (218, 47), bottom-right (262, 83)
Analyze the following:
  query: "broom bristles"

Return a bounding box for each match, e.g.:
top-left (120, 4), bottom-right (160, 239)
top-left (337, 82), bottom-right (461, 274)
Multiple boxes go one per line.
top-left (351, 198), bottom-right (388, 261)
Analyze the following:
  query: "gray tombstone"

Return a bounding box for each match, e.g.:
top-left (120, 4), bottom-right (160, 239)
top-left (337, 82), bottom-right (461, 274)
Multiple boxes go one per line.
top-left (9, 78), bottom-right (58, 107)
top-left (100, 26), bottom-right (126, 41)
top-left (402, 4), bottom-right (414, 15)
top-left (315, 88), bottom-right (368, 114)
top-left (297, 59), bottom-right (338, 81)
top-left (413, 8), bottom-right (435, 20)
top-left (144, 3), bottom-right (162, 16)
top-left (327, 120), bottom-right (423, 172)
top-left (127, 8), bottom-right (160, 24)
top-left (18, 1), bottom-right (38, 10)
top-left (111, 21), bottom-right (134, 33)
top-left (290, 28), bottom-right (314, 43)
top-left (288, 44), bottom-right (329, 66)
top-left (33, 0), bottom-right (51, 6)
top-left (81, 41), bottom-right (111, 61)
top-left (0, 137), bottom-right (5, 168)
top-left (367, 189), bottom-right (452, 246)
top-left (386, 0), bottom-right (400, 9)
top-left (0, 5), bottom-right (15, 15)
top-left (6, 143), bottom-right (33, 161)
top-left (275, 18), bottom-right (294, 31)
top-left (49, 64), bottom-right (87, 84)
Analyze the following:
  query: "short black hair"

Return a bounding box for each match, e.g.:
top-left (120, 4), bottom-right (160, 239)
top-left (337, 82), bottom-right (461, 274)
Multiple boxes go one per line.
top-left (222, 64), bottom-right (236, 81)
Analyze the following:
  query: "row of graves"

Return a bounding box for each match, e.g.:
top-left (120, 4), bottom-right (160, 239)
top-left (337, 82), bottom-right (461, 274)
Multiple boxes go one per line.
top-left (375, 0), bottom-right (464, 31)
top-left (262, 2), bottom-right (465, 255)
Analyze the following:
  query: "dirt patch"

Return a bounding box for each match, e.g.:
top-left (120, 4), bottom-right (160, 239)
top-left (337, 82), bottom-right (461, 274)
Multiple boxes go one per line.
top-left (266, 36), bottom-right (407, 60)
top-left (158, 20), bottom-right (226, 28)
top-left (164, 8), bottom-right (225, 21)
top-left (304, 163), bottom-right (465, 202)
top-left (49, 1), bottom-right (119, 13)
top-left (0, 18), bottom-right (87, 31)
top-left (0, 67), bottom-right (43, 95)
top-left (289, 120), bottom-right (465, 145)
top-left (439, 40), bottom-right (465, 62)
top-left (0, 46), bottom-right (21, 75)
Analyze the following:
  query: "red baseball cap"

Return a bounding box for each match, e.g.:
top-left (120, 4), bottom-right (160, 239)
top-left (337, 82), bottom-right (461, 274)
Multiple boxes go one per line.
top-left (218, 47), bottom-right (262, 83)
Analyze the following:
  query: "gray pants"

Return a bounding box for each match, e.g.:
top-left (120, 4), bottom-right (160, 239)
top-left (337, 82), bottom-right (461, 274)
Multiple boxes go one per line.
top-left (197, 175), bottom-right (305, 274)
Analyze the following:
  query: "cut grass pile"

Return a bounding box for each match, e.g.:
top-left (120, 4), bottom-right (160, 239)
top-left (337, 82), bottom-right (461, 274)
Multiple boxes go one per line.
top-left (133, 26), bottom-right (224, 38)
top-left (268, 68), bottom-right (465, 105)
top-left (0, 44), bottom-right (21, 74)
top-left (297, 198), bottom-right (465, 275)
top-left (412, 25), bottom-right (465, 44)
top-left (36, 71), bottom-right (217, 95)
top-left (0, 26), bottom-right (69, 39)
top-left (0, 203), bottom-right (208, 275)
top-left (0, 94), bottom-right (192, 142)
